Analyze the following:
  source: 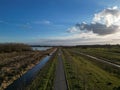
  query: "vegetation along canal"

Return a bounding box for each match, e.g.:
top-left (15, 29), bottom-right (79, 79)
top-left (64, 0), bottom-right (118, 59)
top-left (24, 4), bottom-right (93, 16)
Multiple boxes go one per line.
top-left (5, 49), bottom-right (57, 90)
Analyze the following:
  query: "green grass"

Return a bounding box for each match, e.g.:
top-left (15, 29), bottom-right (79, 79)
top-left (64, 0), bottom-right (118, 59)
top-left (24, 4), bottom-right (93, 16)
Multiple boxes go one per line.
top-left (67, 47), bottom-right (120, 78)
top-left (26, 51), bottom-right (58, 90)
top-left (70, 47), bottom-right (120, 65)
top-left (62, 49), bottom-right (120, 90)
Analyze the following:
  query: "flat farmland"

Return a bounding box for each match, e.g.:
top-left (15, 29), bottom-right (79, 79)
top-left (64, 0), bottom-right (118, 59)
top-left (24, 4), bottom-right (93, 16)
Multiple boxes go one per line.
top-left (62, 46), bottom-right (120, 90)
top-left (1, 45), bottom-right (120, 90)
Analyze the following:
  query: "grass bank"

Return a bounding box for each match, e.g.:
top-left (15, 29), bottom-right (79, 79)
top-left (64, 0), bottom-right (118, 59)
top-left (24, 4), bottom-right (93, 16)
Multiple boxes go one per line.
top-left (26, 50), bottom-right (58, 90)
top-left (62, 48), bottom-right (120, 90)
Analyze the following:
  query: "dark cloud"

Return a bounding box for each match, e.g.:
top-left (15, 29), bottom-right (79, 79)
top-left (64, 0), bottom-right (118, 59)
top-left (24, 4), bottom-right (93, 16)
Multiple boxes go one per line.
top-left (75, 23), bottom-right (119, 35)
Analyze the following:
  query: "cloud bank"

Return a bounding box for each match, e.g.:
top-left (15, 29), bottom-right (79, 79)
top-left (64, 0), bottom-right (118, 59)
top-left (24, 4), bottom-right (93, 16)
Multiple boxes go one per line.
top-left (67, 6), bottom-right (120, 36)
top-left (75, 23), bottom-right (119, 35)
top-left (93, 6), bottom-right (120, 27)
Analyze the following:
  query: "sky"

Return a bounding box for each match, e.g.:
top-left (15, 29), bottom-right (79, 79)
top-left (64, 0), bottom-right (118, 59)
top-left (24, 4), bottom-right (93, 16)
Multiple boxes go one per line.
top-left (0, 0), bottom-right (120, 45)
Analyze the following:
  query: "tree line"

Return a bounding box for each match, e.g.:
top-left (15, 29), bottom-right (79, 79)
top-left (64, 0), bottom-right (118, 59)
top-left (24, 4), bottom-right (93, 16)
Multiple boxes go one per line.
top-left (0, 43), bottom-right (32, 53)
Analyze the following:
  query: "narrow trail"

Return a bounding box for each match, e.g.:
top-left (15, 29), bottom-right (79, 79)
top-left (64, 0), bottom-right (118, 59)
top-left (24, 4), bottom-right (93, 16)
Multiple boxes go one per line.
top-left (71, 50), bottom-right (120, 68)
top-left (54, 49), bottom-right (67, 90)
top-left (81, 53), bottom-right (120, 68)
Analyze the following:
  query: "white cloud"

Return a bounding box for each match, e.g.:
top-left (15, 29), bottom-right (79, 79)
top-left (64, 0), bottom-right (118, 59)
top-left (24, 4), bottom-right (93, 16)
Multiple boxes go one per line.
top-left (33, 20), bottom-right (51, 25)
top-left (67, 6), bottom-right (120, 35)
top-left (32, 32), bottom-right (120, 45)
top-left (30, 27), bottom-right (120, 45)
top-left (67, 27), bottom-right (78, 33)
top-left (43, 20), bottom-right (51, 24)
top-left (93, 6), bottom-right (120, 27)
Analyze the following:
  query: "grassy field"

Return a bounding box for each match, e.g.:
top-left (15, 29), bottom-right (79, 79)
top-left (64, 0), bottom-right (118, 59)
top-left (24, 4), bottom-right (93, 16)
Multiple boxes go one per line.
top-left (62, 48), bottom-right (120, 90)
top-left (70, 46), bottom-right (120, 65)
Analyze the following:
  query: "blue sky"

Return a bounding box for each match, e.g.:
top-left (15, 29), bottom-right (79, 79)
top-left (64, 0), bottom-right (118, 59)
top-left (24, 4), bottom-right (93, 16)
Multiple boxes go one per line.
top-left (0, 0), bottom-right (120, 45)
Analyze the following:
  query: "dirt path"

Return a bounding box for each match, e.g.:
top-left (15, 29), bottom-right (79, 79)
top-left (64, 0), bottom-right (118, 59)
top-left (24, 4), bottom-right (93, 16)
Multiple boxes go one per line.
top-left (72, 51), bottom-right (120, 68)
top-left (54, 49), bottom-right (67, 90)
top-left (81, 53), bottom-right (120, 68)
